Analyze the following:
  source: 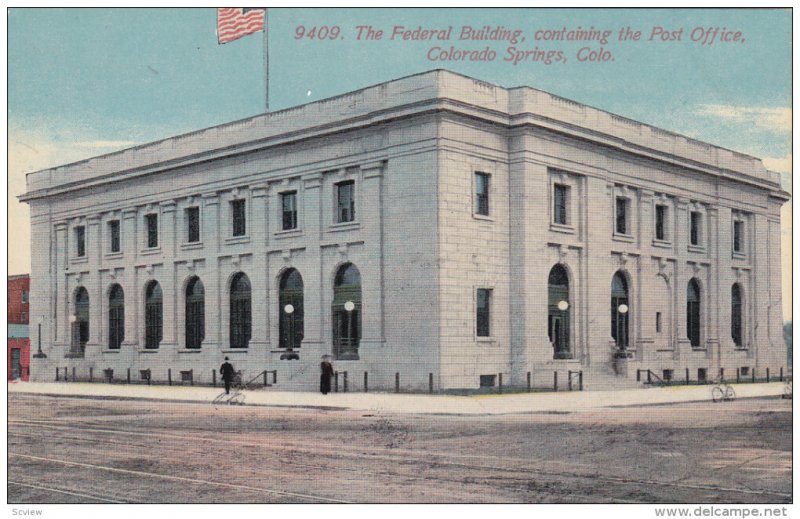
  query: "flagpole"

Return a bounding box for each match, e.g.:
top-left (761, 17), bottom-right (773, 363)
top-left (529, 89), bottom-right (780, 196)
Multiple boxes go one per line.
top-left (263, 8), bottom-right (269, 113)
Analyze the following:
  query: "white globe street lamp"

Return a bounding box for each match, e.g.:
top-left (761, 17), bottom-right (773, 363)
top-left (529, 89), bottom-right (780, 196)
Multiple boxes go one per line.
top-left (284, 304), bottom-right (294, 315)
top-left (557, 300), bottom-right (569, 311)
top-left (618, 304), bottom-right (629, 314)
top-left (344, 300), bottom-right (355, 312)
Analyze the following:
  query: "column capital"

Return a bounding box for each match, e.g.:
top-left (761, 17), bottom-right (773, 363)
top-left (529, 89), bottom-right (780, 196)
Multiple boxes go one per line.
top-left (302, 173), bottom-right (323, 189)
top-left (675, 197), bottom-right (690, 208)
top-left (54, 221), bottom-right (69, 231)
top-left (122, 208), bottom-right (138, 219)
top-left (362, 160), bottom-right (386, 178)
top-left (202, 192), bottom-right (220, 206)
top-left (251, 184), bottom-right (268, 198)
top-left (159, 200), bottom-right (177, 213)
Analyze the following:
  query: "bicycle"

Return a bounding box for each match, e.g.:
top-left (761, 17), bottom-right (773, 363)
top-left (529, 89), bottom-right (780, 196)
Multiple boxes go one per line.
top-left (711, 379), bottom-right (736, 402)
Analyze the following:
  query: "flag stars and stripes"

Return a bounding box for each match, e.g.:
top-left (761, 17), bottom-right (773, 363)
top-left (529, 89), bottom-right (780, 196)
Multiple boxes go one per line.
top-left (217, 8), bottom-right (265, 44)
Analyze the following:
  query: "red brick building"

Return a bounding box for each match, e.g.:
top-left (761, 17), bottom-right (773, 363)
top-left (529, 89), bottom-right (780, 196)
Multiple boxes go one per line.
top-left (8, 275), bottom-right (30, 381)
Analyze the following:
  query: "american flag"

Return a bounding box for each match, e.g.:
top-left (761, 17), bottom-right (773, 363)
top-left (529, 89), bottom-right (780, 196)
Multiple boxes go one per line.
top-left (217, 8), bottom-right (265, 44)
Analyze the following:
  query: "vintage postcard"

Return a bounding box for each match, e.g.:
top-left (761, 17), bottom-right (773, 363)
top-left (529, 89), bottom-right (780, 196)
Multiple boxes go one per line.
top-left (6, 6), bottom-right (793, 513)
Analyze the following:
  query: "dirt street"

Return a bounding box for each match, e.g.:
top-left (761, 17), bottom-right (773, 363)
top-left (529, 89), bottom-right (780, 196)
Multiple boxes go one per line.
top-left (7, 393), bottom-right (792, 503)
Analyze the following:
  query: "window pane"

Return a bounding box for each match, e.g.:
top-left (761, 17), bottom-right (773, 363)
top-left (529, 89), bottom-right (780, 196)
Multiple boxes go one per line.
top-left (336, 182), bottom-right (355, 223)
top-left (282, 192), bottom-right (297, 230)
top-left (76, 226), bottom-right (86, 257)
top-left (690, 212), bottom-right (700, 245)
top-left (475, 173), bottom-right (489, 216)
top-left (109, 221), bottom-right (120, 253)
top-left (146, 214), bottom-right (158, 248)
top-left (655, 206), bottom-right (666, 241)
top-left (616, 197), bottom-right (627, 234)
top-left (733, 221), bottom-right (743, 252)
top-left (554, 184), bottom-right (567, 225)
top-left (186, 207), bottom-right (200, 243)
top-left (232, 199), bottom-right (246, 236)
top-left (476, 288), bottom-right (491, 337)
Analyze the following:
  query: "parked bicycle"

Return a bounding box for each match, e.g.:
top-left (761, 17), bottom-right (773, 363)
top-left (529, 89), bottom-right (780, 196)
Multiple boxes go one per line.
top-left (711, 379), bottom-right (736, 402)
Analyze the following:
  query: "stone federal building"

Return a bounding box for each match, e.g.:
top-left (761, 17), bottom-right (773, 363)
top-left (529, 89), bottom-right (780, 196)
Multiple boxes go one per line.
top-left (21, 70), bottom-right (789, 391)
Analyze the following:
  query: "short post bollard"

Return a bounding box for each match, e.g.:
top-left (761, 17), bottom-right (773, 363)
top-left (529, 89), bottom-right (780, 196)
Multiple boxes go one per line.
top-left (498, 373), bottom-right (503, 394)
top-left (636, 369), bottom-right (641, 382)
top-left (72, 367), bottom-right (76, 382)
top-left (553, 371), bottom-right (558, 392)
top-left (213, 370), bottom-right (217, 387)
top-left (89, 367), bottom-right (93, 382)
top-left (263, 371), bottom-right (267, 387)
top-left (395, 372), bottom-right (400, 393)
top-left (364, 372), bottom-right (368, 393)
top-left (334, 371), bottom-right (339, 393)
top-left (647, 370), bottom-right (652, 384)
top-left (766, 368), bottom-right (770, 383)
top-left (168, 368), bottom-right (172, 386)
top-left (127, 368), bottom-right (131, 384)
top-left (55, 367), bottom-right (60, 381)
top-left (780, 367), bottom-right (784, 382)
top-left (568, 371), bottom-right (573, 391)
top-left (719, 368), bottom-right (724, 383)
top-left (527, 371), bottom-right (531, 393)
top-left (752, 368), bottom-right (756, 383)
top-left (429, 373), bottom-right (434, 394)
top-left (343, 371), bottom-right (348, 393)
top-left (579, 371), bottom-right (583, 391)
top-left (737, 368), bottom-right (740, 383)
top-left (686, 368), bottom-right (690, 385)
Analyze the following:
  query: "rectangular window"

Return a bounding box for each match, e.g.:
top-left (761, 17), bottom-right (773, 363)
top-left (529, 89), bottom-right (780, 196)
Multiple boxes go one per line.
top-left (476, 288), bottom-right (491, 337)
top-left (474, 172), bottom-right (490, 216)
top-left (615, 197), bottom-right (628, 234)
top-left (281, 191), bottom-right (298, 230)
top-left (656, 312), bottom-right (662, 333)
top-left (231, 199), bottom-right (246, 236)
top-left (697, 368), bottom-right (707, 383)
top-left (655, 205), bottom-right (667, 241)
top-left (553, 184), bottom-right (568, 225)
top-left (145, 214), bottom-right (158, 248)
top-left (733, 220), bottom-right (743, 253)
top-left (336, 181), bottom-right (355, 223)
top-left (690, 211), bottom-right (701, 246)
top-left (21, 291), bottom-right (28, 304)
top-left (479, 375), bottom-right (496, 388)
top-left (186, 207), bottom-right (200, 243)
top-left (740, 367), bottom-right (750, 377)
top-left (75, 226), bottom-right (86, 257)
top-left (662, 369), bottom-right (673, 382)
top-left (108, 220), bottom-right (120, 253)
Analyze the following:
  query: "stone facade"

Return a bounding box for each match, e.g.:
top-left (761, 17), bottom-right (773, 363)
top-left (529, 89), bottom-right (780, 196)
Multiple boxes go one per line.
top-left (21, 70), bottom-right (789, 391)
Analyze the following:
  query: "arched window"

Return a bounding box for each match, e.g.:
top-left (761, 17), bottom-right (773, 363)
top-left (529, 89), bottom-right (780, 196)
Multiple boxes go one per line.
top-left (145, 281), bottom-right (163, 349)
top-left (731, 283), bottom-right (743, 347)
top-left (279, 269), bottom-right (304, 349)
top-left (611, 272), bottom-right (629, 351)
top-left (687, 279), bottom-right (701, 348)
top-left (108, 284), bottom-right (124, 350)
top-left (230, 273), bottom-right (251, 349)
top-left (548, 265), bottom-right (571, 359)
top-left (333, 263), bottom-right (361, 360)
top-left (185, 277), bottom-right (205, 349)
top-left (73, 287), bottom-right (90, 354)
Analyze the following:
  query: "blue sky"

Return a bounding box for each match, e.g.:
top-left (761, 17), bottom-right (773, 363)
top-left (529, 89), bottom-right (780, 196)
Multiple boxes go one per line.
top-left (6, 7), bottom-right (792, 316)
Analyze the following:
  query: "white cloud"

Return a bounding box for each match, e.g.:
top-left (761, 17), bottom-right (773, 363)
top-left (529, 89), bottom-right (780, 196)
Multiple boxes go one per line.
top-left (695, 104), bottom-right (791, 134)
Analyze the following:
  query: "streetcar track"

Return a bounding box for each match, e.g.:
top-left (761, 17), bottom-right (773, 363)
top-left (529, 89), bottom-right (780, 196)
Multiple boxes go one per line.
top-left (9, 420), bottom-right (789, 501)
top-left (8, 480), bottom-right (129, 503)
top-left (9, 453), bottom-right (353, 504)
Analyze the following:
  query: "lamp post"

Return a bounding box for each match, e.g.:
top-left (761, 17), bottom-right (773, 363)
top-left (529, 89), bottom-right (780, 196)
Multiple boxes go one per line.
top-left (618, 304), bottom-right (629, 351)
top-left (344, 300), bottom-right (355, 358)
top-left (284, 304), bottom-right (294, 349)
top-left (33, 316), bottom-right (47, 358)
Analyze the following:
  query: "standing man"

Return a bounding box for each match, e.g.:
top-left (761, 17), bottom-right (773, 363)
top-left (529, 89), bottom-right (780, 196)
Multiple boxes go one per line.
top-left (220, 357), bottom-right (235, 394)
top-left (320, 355), bottom-right (334, 395)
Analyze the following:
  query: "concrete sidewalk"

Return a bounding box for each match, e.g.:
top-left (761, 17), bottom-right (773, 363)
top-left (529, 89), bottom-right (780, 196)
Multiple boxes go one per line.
top-left (7, 381), bottom-right (787, 415)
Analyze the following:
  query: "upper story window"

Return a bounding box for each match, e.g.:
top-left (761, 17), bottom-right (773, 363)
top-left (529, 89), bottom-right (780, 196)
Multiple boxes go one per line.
top-left (282, 191), bottom-right (298, 230)
top-left (336, 181), bottom-right (355, 223)
top-left (655, 205), bottom-right (668, 241)
top-left (690, 211), bottom-right (702, 246)
top-left (733, 220), bottom-right (744, 254)
top-left (75, 226), bottom-right (86, 257)
top-left (474, 172), bottom-right (490, 216)
top-left (553, 184), bottom-right (569, 225)
top-left (476, 288), bottom-right (492, 337)
top-left (21, 291), bottom-right (28, 304)
top-left (145, 214), bottom-right (158, 248)
top-left (615, 197), bottom-right (629, 235)
top-left (108, 220), bottom-right (121, 253)
top-left (231, 199), bottom-right (246, 237)
top-left (185, 206), bottom-right (200, 243)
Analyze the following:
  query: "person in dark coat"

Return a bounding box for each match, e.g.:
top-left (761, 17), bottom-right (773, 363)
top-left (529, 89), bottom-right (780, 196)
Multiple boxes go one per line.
top-left (220, 357), bottom-right (235, 394)
top-left (320, 355), bottom-right (334, 395)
